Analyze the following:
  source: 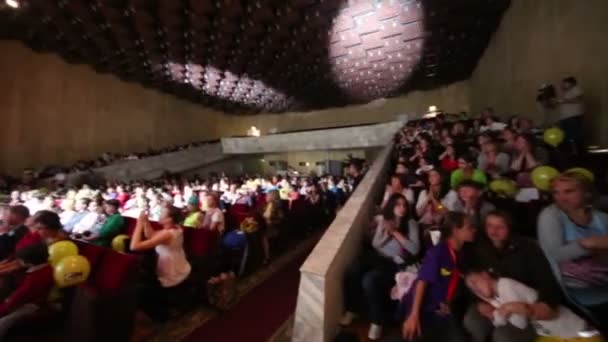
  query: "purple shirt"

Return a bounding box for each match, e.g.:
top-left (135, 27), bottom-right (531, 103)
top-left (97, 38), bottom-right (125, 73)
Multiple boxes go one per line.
top-left (401, 241), bottom-right (463, 316)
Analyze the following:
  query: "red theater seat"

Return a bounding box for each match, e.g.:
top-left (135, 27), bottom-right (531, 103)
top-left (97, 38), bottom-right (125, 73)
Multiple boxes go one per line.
top-left (184, 228), bottom-right (219, 259)
top-left (66, 250), bottom-right (141, 342)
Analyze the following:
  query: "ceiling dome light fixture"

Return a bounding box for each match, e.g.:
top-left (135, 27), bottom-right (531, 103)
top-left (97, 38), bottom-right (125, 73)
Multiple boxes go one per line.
top-left (5, 0), bottom-right (19, 9)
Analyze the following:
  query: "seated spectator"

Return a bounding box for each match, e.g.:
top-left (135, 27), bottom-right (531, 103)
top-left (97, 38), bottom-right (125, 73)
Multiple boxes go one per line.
top-left (466, 270), bottom-right (600, 340)
top-left (500, 127), bottom-right (517, 156)
top-left (183, 196), bottom-right (204, 229)
top-left (58, 199), bottom-right (76, 226)
top-left (342, 193), bottom-right (419, 340)
top-left (122, 195), bottom-right (149, 219)
top-left (0, 206), bottom-right (30, 261)
top-left (85, 199), bottom-right (124, 247)
top-left (477, 141), bottom-right (511, 179)
top-left (0, 243), bottom-right (54, 340)
top-left (509, 134), bottom-right (548, 187)
top-left (130, 206), bottom-right (191, 322)
top-left (464, 211), bottom-right (562, 342)
top-left (480, 116), bottom-right (507, 133)
top-left (450, 153), bottom-right (488, 189)
top-left (260, 189), bottom-right (285, 265)
top-left (394, 163), bottom-right (423, 188)
top-left (347, 160), bottom-right (364, 191)
top-left (445, 180), bottom-right (495, 228)
top-left (416, 170), bottom-right (451, 230)
top-left (438, 145), bottom-right (459, 172)
top-left (537, 172), bottom-right (608, 325)
top-left (409, 135), bottom-right (437, 165)
top-left (62, 197), bottom-right (91, 234)
top-left (71, 198), bottom-right (102, 236)
top-left (382, 174), bottom-right (415, 208)
top-left (398, 212), bottom-right (474, 342)
top-left (201, 193), bottom-right (224, 233)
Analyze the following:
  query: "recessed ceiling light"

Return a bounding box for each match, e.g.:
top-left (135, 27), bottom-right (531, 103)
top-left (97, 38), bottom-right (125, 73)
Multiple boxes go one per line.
top-left (5, 0), bottom-right (19, 8)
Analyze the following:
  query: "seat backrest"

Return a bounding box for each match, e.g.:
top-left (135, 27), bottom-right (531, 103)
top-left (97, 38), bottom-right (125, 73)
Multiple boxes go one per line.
top-left (123, 216), bottom-right (137, 236)
top-left (183, 228), bottom-right (219, 259)
top-left (93, 250), bottom-right (141, 295)
top-left (76, 242), bottom-right (107, 279)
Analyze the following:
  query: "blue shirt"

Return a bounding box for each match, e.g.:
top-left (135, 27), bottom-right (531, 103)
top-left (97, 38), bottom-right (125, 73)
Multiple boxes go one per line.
top-left (401, 241), bottom-right (463, 316)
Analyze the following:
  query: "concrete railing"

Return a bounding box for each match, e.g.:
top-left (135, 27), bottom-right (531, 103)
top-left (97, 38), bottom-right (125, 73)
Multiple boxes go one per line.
top-left (58, 143), bottom-right (225, 184)
top-left (220, 121), bottom-right (403, 154)
top-left (293, 144), bottom-right (394, 342)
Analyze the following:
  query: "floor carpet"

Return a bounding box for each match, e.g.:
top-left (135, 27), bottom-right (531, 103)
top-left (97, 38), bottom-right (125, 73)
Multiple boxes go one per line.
top-left (182, 248), bottom-right (310, 342)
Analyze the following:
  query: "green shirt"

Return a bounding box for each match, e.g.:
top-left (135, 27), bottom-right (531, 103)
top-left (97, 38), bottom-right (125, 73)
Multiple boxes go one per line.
top-left (91, 214), bottom-right (124, 247)
top-left (183, 211), bottom-right (202, 228)
top-left (450, 169), bottom-right (488, 189)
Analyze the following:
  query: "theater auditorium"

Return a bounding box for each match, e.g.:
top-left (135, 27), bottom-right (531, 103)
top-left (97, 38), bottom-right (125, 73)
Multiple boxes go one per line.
top-left (0, 0), bottom-right (607, 341)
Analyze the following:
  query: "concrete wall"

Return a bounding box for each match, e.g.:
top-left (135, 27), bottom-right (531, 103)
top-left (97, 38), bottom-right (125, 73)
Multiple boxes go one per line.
top-left (220, 81), bottom-right (470, 136)
top-left (470, 0), bottom-right (608, 145)
top-left (221, 121), bottom-right (404, 154)
top-left (0, 40), bottom-right (468, 176)
top-left (0, 41), bottom-right (227, 175)
top-left (293, 145), bottom-right (392, 341)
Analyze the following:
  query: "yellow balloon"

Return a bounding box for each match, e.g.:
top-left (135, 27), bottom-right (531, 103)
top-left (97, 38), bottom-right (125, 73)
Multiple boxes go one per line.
top-left (489, 179), bottom-right (518, 197)
top-left (54, 255), bottom-right (91, 288)
top-left (531, 166), bottom-right (560, 191)
top-left (543, 127), bottom-right (564, 147)
top-left (111, 234), bottom-right (129, 253)
top-left (48, 240), bottom-right (79, 267)
top-left (566, 167), bottom-right (595, 182)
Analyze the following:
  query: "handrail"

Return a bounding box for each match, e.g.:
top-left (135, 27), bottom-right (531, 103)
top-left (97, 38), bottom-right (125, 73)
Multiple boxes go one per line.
top-left (293, 143), bottom-right (394, 342)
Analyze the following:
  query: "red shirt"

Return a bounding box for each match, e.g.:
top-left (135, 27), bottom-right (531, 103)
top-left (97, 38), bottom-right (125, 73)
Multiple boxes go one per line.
top-left (441, 157), bottom-right (459, 172)
top-left (0, 264), bottom-right (54, 316)
top-left (15, 231), bottom-right (42, 253)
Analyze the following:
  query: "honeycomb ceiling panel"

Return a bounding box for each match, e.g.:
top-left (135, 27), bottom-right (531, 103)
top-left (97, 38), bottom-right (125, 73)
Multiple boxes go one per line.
top-left (0, 0), bottom-right (510, 114)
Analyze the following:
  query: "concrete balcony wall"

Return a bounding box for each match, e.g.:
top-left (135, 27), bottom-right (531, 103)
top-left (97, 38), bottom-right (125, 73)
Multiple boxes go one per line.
top-left (220, 121), bottom-right (404, 155)
top-left (93, 142), bottom-right (225, 181)
top-left (293, 144), bottom-right (393, 342)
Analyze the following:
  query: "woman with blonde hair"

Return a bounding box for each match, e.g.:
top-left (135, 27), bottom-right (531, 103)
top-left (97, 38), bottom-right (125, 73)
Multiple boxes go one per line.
top-left (260, 189), bottom-right (284, 265)
top-left (537, 171), bottom-right (608, 329)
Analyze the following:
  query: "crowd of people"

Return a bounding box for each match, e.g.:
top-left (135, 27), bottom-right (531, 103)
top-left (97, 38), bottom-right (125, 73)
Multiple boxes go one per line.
top-left (339, 108), bottom-right (607, 342)
top-left (0, 139), bottom-right (219, 193)
top-left (0, 159), bottom-right (367, 338)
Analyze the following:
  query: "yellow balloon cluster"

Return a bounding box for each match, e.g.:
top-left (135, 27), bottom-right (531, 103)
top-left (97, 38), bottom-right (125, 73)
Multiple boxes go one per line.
top-left (48, 241), bottom-right (91, 288)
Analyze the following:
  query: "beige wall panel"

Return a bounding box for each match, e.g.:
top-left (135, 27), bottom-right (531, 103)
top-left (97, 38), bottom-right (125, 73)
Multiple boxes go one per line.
top-left (470, 0), bottom-right (608, 145)
top-left (0, 41), bottom-right (227, 175)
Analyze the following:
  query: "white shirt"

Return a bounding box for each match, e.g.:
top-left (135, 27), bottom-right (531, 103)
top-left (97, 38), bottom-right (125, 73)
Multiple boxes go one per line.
top-left (155, 229), bottom-right (191, 287)
top-left (490, 278), bottom-right (587, 338)
top-left (59, 210), bottom-right (76, 225)
top-left (559, 86), bottom-right (584, 120)
top-left (203, 208), bottom-right (224, 232)
top-left (72, 212), bottom-right (100, 234)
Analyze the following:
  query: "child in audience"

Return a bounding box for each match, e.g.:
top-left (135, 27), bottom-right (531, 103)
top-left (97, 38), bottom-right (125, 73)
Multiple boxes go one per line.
top-left (466, 269), bottom-right (602, 341)
top-left (398, 211), bottom-right (474, 342)
top-left (0, 243), bottom-right (54, 340)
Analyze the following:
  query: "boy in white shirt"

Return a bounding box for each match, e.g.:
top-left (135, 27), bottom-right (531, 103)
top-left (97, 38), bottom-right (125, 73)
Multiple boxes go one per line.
top-left (465, 270), bottom-right (600, 340)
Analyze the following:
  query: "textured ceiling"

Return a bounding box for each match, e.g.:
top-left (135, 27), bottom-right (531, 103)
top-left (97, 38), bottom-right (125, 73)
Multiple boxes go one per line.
top-left (0, 0), bottom-right (510, 114)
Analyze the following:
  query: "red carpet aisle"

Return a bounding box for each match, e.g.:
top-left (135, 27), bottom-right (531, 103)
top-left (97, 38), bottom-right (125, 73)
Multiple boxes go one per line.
top-left (183, 249), bottom-right (311, 342)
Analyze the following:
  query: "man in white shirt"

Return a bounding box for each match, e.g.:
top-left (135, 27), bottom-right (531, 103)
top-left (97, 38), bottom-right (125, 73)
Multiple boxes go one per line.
top-left (557, 77), bottom-right (585, 154)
